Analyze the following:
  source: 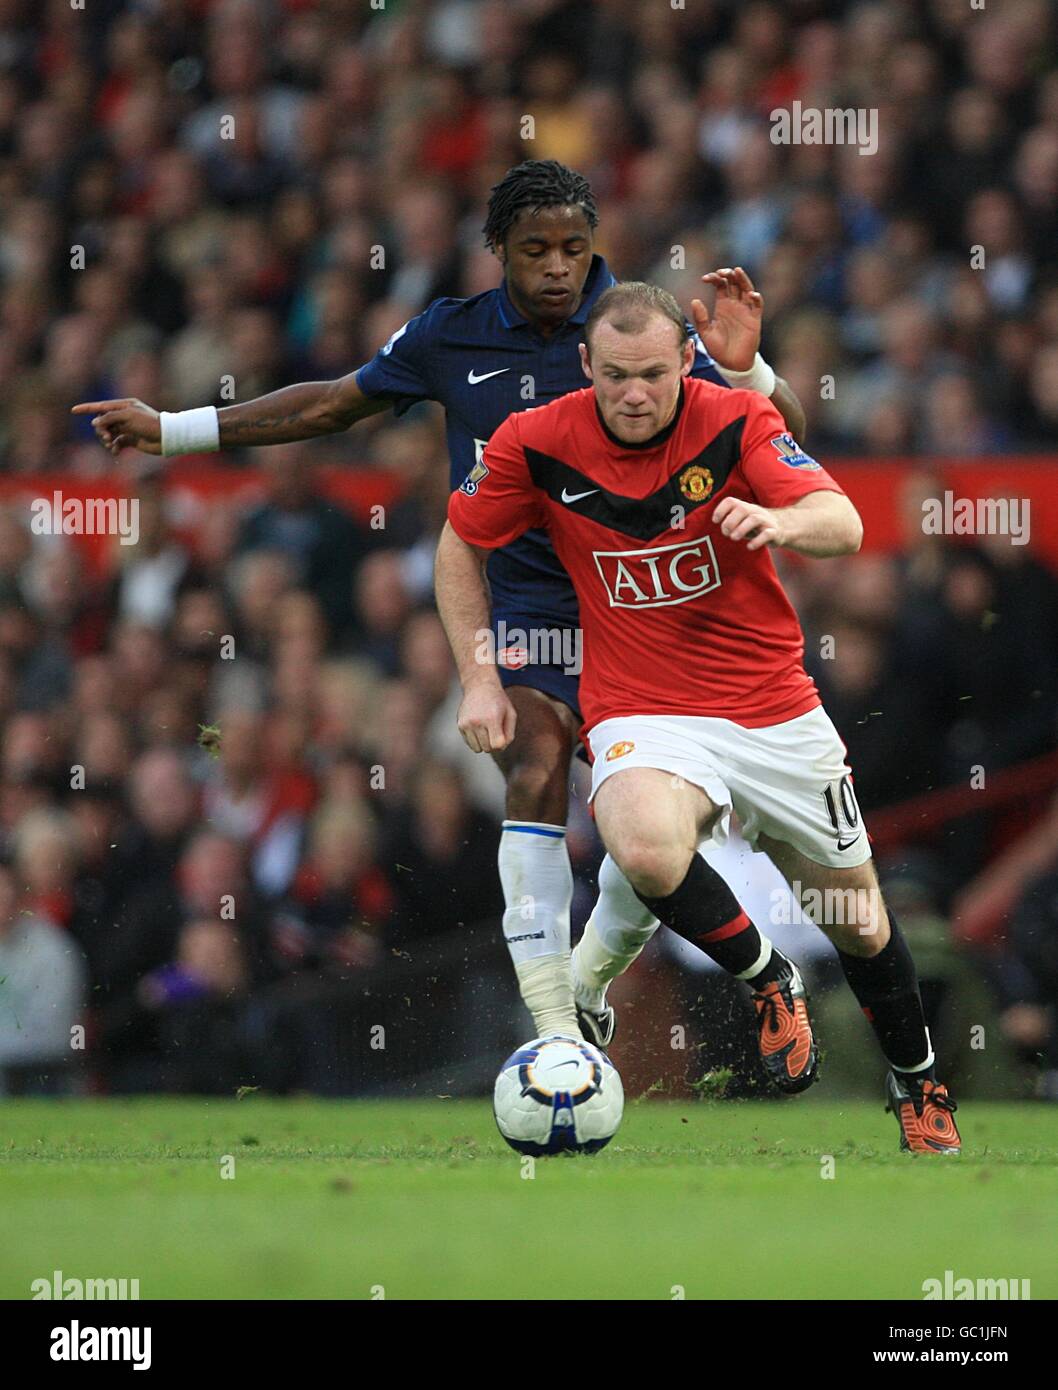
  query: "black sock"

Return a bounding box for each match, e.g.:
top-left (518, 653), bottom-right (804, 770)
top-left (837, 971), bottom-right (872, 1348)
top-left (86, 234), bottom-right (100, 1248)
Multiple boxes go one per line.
top-left (837, 912), bottom-right (934, 1078)
top-left (635, 852), bottom-right (783, 982)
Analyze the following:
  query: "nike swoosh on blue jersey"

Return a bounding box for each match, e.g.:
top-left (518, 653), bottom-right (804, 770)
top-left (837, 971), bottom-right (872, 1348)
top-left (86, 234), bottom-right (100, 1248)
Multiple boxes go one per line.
top-left (467, 367), bottom-right (511, 384)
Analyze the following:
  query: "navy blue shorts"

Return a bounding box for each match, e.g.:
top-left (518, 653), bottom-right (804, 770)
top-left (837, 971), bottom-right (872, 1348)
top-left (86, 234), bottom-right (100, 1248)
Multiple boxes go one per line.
top-left (492, 611), bottom-right (583, 725)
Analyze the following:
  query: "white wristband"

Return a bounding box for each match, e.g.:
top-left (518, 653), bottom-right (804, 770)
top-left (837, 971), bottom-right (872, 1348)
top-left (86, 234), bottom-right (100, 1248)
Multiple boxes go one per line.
top-left (713, 352), bottom-right (777, 398)
top-left (159, 407), bottom-right (220, 457)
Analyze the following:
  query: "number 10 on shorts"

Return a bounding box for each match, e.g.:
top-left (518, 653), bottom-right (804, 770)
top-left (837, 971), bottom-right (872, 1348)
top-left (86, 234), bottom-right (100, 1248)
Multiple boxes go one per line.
top-left (822, 774), bottom-right (861, 853)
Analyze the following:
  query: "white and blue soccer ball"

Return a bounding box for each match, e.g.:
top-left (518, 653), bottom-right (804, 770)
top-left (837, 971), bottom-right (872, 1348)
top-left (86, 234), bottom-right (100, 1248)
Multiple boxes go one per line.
top-left (493, 1035), bottom-right (624, 1155)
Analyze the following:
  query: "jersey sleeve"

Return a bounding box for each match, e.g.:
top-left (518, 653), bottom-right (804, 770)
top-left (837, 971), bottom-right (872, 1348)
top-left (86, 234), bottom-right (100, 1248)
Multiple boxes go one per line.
top-left (355, 304), bottom-right (439, 412)
top-left (736, 391), bottom-right (845, 508)
top-left (447, 412), bottom-right (547, 550)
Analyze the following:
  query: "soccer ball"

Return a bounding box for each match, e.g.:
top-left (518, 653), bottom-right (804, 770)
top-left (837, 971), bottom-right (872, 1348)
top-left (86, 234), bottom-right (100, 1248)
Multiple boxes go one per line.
top-left (493, 1035), bottom-right (624, 1155)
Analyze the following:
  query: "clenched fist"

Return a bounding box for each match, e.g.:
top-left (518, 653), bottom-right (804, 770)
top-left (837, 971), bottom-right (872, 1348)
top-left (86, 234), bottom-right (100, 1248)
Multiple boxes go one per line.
top-left (712, 495), bottom-right (785, 550)
top-left (457, 681), bottom-right (518, 754)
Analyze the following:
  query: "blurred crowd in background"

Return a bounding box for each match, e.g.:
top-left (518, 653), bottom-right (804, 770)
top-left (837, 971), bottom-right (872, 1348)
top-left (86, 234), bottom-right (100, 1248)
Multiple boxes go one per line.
top-left (1, 0), bottom-right (1057, 1099)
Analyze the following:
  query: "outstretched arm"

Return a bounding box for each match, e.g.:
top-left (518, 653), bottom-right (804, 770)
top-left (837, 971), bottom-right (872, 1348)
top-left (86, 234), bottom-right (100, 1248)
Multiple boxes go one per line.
top-left (72, 369), bottom-right (391, 457)
top-left (218, 372), bottom-right (392, 446)
top-left (694, 267), bottom-right (807, 442)
top-left (434, 521), bottom-right (517, 754)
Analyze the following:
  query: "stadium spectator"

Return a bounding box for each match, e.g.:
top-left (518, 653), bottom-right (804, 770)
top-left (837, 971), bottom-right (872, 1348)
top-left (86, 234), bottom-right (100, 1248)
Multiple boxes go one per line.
top-left (201, 706), bottom-right (315, 899)
top-left (0, 857), bottom-right (86, 1096)
top-left (137, 916), bottom-right (252, 1094)
top-left (988, 859), bottom-right (1058, 1099)
top-left (385, 758), bottom-right (506, 946)
top-left (234, 442), bottom-right (373, 640)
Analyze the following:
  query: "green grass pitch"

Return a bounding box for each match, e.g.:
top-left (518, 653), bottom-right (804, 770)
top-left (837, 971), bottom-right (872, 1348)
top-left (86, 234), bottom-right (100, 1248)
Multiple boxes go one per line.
top-left (3, 1097), bottom-right (1056, 1300)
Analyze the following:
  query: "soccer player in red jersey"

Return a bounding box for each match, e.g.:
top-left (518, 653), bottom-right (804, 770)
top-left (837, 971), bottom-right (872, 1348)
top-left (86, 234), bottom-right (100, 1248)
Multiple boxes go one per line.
top-left (437, 282), bottom-right (961, 1153)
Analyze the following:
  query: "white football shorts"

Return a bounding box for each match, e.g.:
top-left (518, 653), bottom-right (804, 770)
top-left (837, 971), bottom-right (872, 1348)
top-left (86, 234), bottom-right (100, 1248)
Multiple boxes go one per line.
top-left (586, 705), bottom-right (872, 869)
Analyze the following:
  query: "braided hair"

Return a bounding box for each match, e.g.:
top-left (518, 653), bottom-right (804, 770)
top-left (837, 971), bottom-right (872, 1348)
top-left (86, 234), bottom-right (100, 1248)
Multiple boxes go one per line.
top-left (482, 160), bottom-right (599, 251)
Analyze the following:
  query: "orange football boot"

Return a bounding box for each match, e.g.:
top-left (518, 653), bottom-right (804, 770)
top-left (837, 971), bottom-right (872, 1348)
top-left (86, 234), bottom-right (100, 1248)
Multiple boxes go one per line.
top-left (751, 960), bottom-right (820, 1093)
top-left (886, 1072), bottom-right (961, 1153)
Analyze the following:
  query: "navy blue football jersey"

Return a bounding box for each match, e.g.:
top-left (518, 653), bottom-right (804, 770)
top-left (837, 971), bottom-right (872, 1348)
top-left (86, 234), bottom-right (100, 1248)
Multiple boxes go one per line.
top-left (356, 256), bottom-right (728, 624)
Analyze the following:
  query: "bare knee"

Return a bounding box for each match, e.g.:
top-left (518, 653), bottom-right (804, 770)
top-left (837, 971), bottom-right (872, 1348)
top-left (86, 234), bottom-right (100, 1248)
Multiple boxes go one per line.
top-left (610, 837), bottom-right (692, 899)
top-left (757, 835), bottom-right (892, 958)
top-left (499, 738), bottom-right (570, 822)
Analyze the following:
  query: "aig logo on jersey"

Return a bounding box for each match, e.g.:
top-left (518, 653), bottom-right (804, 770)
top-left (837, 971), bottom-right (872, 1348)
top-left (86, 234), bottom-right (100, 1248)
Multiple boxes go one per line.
top-left (593, 536), bottom-right (722, 608)
top-left (771, 433), bottom-right (821, 470)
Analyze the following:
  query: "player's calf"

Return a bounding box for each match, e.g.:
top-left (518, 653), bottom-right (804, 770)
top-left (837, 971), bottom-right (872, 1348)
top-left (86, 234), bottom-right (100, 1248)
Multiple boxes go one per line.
top-left (627, 852), bottom-right (820, 1094)
top-left (571, 854), bottom-right (659, 1049)
top-left (493, 686), bottom-right (582, 1039)
top-left (759, 836), bottom-right (955, 1138)
top-left (491, 681), bottom-right (580, 822)
top-left (496, 737), bottom-right (572, 825)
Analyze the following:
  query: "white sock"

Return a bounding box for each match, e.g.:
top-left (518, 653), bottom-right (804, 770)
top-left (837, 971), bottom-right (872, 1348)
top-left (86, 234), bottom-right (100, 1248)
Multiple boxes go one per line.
top-left (515, 954), bottom-right (580, 1040)
top-left (571, 853), bottom-right (659, 1011)
top-left (499, 821), bottom-right (580, 1038)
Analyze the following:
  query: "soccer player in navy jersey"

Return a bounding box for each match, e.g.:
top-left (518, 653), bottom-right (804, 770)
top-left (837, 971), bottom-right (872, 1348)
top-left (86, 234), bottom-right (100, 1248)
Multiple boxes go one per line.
top-left (73, 160), bottom-right (806, 1047)
top-left (438, 281), bottom-right (961, 1153)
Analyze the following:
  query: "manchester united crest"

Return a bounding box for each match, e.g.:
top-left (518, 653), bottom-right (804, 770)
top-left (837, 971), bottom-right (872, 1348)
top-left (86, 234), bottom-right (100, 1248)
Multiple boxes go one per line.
top-left (605, 740), bottom-right (636, 761)
top-left (678, 465), bottom-right (714, 502)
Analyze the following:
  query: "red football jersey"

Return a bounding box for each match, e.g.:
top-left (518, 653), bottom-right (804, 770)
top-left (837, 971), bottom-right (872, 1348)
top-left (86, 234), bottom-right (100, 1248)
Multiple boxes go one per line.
top-left (447, 376), bottom-right (846, 733)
